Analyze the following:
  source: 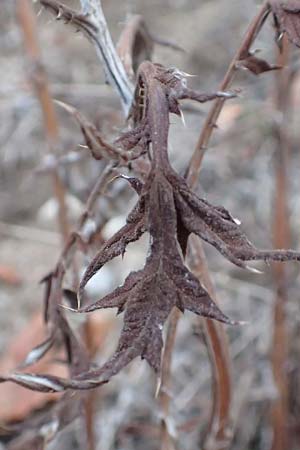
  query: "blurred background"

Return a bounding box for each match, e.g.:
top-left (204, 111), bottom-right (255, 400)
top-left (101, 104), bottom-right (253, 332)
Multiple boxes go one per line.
top-left (1, 0), bottom-right (300, 449)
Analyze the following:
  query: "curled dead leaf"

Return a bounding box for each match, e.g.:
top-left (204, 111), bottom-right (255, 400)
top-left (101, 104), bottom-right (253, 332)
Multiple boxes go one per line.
top-left (237, 54), bottom-right (281, 75)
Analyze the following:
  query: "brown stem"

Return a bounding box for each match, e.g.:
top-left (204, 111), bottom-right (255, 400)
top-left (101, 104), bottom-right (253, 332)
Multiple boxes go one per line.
top-left (16, 2), bottom-right (96, 447)
top-left (270, 34), bottom-right (291, 450)
top-left (186, 0), bottom-right (271, 187)
top-left (158, 308), bottom-right (180, 450)
top-left (40, 0), bottom-right (134, 113)
top-left (16, 0), bottom-right (70, 242)
top-left (58, 164), bottom-right (115, 275)
top-left (153, 6), bottom-right (274, 445)
top-left (175, 3), bottom-right (272, 447)
top-left (188, 237), bottom-right (232, 450)
top-left (160, 3), bottom-right (272, 447)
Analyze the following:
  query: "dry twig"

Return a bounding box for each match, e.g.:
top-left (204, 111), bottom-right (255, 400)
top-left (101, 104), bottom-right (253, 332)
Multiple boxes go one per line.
top-left (40, 0), bottom-right (134, 113)
top-left (16, 0), bottom-right (70, 241)
top-left (270, 34), bottom-right (292, 450)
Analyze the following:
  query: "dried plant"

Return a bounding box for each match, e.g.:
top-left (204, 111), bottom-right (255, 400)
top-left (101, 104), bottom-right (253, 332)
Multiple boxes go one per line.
top-left (3, 0), bottom-right (300, 448)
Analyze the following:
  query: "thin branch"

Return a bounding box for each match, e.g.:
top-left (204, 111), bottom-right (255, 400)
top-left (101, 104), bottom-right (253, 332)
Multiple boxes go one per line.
top-left (188, 237), bottom-right (232, 450)
top-left (40, 0), bottom-right (134, 113)
top-left (16, 0), bottom-right (70, 242)
top-left (270, 34), bottom-right (292, 450)
top-left (186, 1), bottom-right (271, 187)
top-left (159, 3), bottom-right (274, 447)
top-left (55, 163), bottom-right (115, 282)
top-left (158, 308), bottom-right (180, 450)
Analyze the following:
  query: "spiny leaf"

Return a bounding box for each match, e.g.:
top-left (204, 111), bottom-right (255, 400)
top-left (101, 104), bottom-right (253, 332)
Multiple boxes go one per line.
top-left (78, 200), bottom-right (146, 303)
top-left (76, 172), bottom-right (235, 378)
top-left (74, 62), bottom-right (300, 383)
top-left (170, 170), bottom-right (300, 269)
top-left (3, 61), bottom-right (300, 396)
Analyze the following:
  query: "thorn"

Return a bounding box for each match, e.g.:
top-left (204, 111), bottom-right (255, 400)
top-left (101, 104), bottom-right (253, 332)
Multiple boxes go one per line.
top-left (77, 293), bottom-right (81, 310)
top-left (37, 6), bottom-right (44, 17)
top-left (277, 32), bottom-right (284, 43)
top-left (59, 303), bottom-right (77, 312)
top-left (155, 377), bottom-right (162, 398)
top-left (121, 243), bottom-right (126, 259)
top-left (53, 99), bottom-right (76, 114)
top-left (233, 217), bottom-right (241, 225)
top-left (235, 61), bottom-right (244, 70)
top-left (179, 71), bottom-right (197, 78)
top-left (227, 318), bottom-right (246, 326)
top-left (246, 265), bottom-right (264, 274)
top-left (251, 48), bottom-right (263, 55)
top-left (216, 90), bottom-right (237, 99)
top-left (56, 8), bottom-right (63, 20)
top-left (106, 174), bottom-right (122, 186)
top-left (179, 108), bottom-right (186, 127)
top-left (237, 320), bottom-right (249, 326)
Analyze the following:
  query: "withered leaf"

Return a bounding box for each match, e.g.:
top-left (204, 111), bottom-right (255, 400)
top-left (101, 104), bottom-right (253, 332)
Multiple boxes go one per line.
top-left (237, 54), bottom-right (281, 75)
top-left (271, 0), bottom-right (300, 47)
top-left (78, 198), bottom-right (146, 303)
top-left (77, 172), bottom-right (234, 374)
top-left (75, 62), bottom-right (300, 382)
top-left (54, 100), bottom-right (122, 161)
top-left (55, 100), bottom-right (150, 164)
top-left (2, 62), bottom-right (300, 396)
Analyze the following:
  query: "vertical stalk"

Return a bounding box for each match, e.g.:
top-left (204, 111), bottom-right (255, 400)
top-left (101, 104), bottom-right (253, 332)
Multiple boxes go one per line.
top-left (188, 237), bottom-right (232, 450)
top-left (78, 0), bottom-right (134, 113)
top-left (159, 309), bottom-right (180, 450)
top-left (186, 1), bottom-right (271, 187)
top-left (159, 2), bottom-right (272, 447)
top-left (16, 2), bottom-right (95, 448)
top-left (16, 0), bottom-right (70, 242)
top-left (270, 34), bottom-right (291, 450)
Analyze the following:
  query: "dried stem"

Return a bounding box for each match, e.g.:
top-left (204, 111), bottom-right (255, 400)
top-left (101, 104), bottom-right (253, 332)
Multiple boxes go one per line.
top-left (270, 34), bottom-right (291, 450)
top-left (159, 3), bottom-right (273, 447)
top-left (10, 3), bottom-right (300, 449)
top-left (158, 308), bottom-right (180, 450)
top-left (188, 237), bottom-right (232, 450)
top-left (16, 2), bottom-right (98, 447)
top-left (116, 15), bottom-right (154, 82)
top-left (16, 0), bottom-right (70, 242)
top-left (57, 163), bottom-right (115, 276)
top-left (78, 0), bottom-right (133, 111)
top-left (183, 4), bottom-right (273, 446)
top-left (40, 0), bottom-right (134, 113)
top-left (186, 0), bottom-right (271, 186)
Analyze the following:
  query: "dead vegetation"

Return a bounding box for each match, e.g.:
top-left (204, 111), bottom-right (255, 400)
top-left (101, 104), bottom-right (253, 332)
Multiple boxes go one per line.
top-left (1, 1), bottom-right (300, 449)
